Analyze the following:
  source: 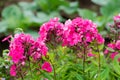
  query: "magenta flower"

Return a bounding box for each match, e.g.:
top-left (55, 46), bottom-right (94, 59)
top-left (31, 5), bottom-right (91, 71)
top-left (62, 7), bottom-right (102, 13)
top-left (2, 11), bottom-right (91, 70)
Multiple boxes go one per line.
top-left (9, 33), bottom-right (34, 64)
top-left (10, 64), bottom-right (16, 76)
top-left (104, 49), bottom-right (109, 54)
top-left (9, 33), bottom-right (48, 63)
top-left (107, 43), bottom-right (115, 49)
top-left (39, 17), bottom-right (64, 43)
top-left (113, 14), bottom-right (120, 28)
top-left (96, 34), bottom-right (104, 44)
top-left (110, 52), bottom-right (118, 60)
top-left (30, 40), bottom-right (48, 60)
top-left (41, 62), bottom-right (52, 72)
top-left (118, 58), bottom-right (120, 62)
top-left (116, 40), bottom-right (120, 50)
top-left (88, 53), bottom-right (95, 57)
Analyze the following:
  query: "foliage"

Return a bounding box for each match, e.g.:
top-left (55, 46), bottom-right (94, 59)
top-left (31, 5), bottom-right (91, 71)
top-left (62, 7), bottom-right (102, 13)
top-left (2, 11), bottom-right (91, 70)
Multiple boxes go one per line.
top-left (0, 0), bottom-right (78, 38)
top-left (0, 49), bottom-right (11, 79)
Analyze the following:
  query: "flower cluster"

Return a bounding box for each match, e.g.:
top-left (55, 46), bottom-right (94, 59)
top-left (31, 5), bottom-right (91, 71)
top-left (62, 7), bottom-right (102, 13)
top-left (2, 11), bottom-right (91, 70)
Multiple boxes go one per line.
top-left (9, 33), bottom-right (52, 76)
top-left (39, 17), bottom-right (64, 44)
top-left (104, 14), bottom-right (120, 61)
top-left (39, 17), bottom-right (104, 47)
top-left (114, 14), bottom-right (120, 28)
top-left (9, 33), bottom-right (34, 64)
top-left (61, 17), bottom-right (104, 46)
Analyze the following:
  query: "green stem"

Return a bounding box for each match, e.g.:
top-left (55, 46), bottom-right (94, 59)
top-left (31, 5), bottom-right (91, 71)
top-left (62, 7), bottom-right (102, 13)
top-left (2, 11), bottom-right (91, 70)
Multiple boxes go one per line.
top-left (19, 68), bottom-right (24, 80)
top-left (97, 44), bottom-right (101, 80)
top-left (53, 64), bottom-right (56, 80)
top-left (83, 47), bottom-right (86, 77)
top-left (50, 60), bottom-right (56, 80)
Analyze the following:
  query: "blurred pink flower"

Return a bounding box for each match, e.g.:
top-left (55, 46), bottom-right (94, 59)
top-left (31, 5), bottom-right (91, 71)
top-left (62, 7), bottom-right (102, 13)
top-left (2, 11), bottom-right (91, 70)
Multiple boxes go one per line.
top-left (41, 62), bottom-right (52, 72)
top-left (107, 43), bottom-right (115, 49)
top-left (116, 40), bottom-right (120, 50)
top-left (113, 14), bottom-right (120, 28)
top-left (104, 49), bottom-right (109, 54)
top-left (10, 64), bottom-right (16, 76)
top-left (88, 53), bottom-right (95, 57)
top-left (110, 52), bottom-right (118, 60)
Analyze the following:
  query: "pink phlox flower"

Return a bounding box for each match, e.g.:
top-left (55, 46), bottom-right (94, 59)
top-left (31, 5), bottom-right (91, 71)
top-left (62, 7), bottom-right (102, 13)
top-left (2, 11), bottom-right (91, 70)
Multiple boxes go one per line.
top-left (30, 39), bottom-right (48, 60)
top-left (61, 17), bottom-right (104, 46)
top-left (39, 17), bottom-right (64, 43)
top-left (9, 33), bottom-right (34, 64)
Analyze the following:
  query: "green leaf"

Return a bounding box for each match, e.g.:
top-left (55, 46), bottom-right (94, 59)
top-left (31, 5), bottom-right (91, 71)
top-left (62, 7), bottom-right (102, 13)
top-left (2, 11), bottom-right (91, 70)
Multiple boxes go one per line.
top-left (75, 73), bottom-right (83, 80)
top-left (2, 5), bottom-right (23, 20)
top-left (111, 54), bottom-right (120, 76)
top-left (59, 2), bottom-right (78, 14)
top-left (91, 0), bottom-right (110, 6)
top-left (40, 70), bottom-right (53, 80)
top-left (14, 28), bottom-right (24, 34)
top-left (0, 21), bottom-right (8, 33)
top-left (98, 44), bottom-right (104, 51)
top-left (100, 0), bottom-right (120, 16)
top-left (100, 66), bottom-right (110, 80)
top-left (36, 12), bottom-right (61, 24)
top-left (36, 12), bottom-right (50, 23)
top-left (34, 0), bottom-right (68, 13)
top-left (18, 2), bottom-right (37, 10)
top-left (35, 0), bottom-right (50, 12)
top-left (77, 9), bottom-right (97, 20)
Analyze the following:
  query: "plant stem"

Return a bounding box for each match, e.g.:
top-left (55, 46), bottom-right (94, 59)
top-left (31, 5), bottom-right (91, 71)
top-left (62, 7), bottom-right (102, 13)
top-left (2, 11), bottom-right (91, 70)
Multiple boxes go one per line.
top-left (50, 60), bottom-right (56, 80)
top-left (20, 73), bottom-right (24, 80)
top-left (19, 68), bottom-right (24, 80)
top-left (28, 57), bottom-right (33, 79)
top-left (53, 64), bottom-right (56, 80)
top-left (83, 47), bottom-right (86, 77)
top-left (97, 44), bottom-right (101, 80)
